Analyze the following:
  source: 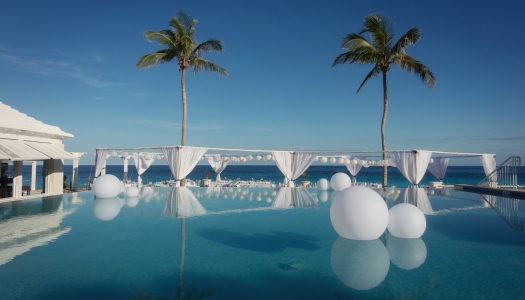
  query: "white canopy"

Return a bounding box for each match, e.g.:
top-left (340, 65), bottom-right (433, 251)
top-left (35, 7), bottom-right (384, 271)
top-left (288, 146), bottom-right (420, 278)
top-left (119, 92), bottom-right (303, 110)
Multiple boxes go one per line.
top-left (272, 151), bottom-right (318, 187)
top-left (344, 155), bottom-right (367, 183)
top-left (427, 157), bottom-right (450, 181)
top-left (162, 146), bottom-right (208, 186)
top-left (389, 150), bottom-right (432, 185)
top-left (207, 154), bottom-right (229, 181)
top-left (0, 139), bottom-right (51, 161)
top-left (162, 187), bottom-right (206, 218)
top-left (94, 149), bottom-right (109, 178)
top-left (132, 152), bottom-right (155, 186)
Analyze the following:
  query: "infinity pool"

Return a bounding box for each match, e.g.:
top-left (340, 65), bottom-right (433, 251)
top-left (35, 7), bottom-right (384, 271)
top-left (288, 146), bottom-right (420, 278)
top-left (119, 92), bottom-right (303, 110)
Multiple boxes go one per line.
top-left (0, 187), bottom-right (524, 299)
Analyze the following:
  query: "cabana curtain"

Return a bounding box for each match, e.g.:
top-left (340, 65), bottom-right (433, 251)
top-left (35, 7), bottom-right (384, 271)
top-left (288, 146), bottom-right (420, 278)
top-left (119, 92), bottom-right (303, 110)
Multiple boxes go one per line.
top-left (394, 187), bottom-right (434, 215)
top-left (94, 149), bottom-right (109, 177)
top-left (162, 146), bottom-right (208, 186)
top-left (344, 155), bottom-right (367, 183)
top-left (427, 157), bottom-right (450, 181)
top-left (389, 150), bottom-right (432, 185)
top-left (207, 154), bottom-right (229, 181)
top-left (132, 152), bottom-right (155, 186)
top-left (272, 151), bottom-right (318, 187)
top-left (480, 154), bottom-right (497, 182)
top-left (162, 187), bottom-right (206, 218)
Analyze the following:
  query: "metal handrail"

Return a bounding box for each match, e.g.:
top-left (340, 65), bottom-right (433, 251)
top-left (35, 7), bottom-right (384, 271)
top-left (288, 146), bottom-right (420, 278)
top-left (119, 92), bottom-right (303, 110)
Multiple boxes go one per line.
top-left (477, 156), bottom-right (521, 189)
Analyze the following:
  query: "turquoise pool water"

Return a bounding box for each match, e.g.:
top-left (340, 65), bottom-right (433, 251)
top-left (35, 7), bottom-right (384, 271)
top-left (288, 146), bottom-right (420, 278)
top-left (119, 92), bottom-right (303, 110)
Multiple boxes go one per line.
top-left (0, 187), bottom-right (524, 299)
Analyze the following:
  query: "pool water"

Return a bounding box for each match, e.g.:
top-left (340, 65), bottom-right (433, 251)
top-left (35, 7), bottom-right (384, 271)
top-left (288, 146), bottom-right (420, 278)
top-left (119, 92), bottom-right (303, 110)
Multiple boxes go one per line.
top-left (0, 187), bottom-right (524, 299)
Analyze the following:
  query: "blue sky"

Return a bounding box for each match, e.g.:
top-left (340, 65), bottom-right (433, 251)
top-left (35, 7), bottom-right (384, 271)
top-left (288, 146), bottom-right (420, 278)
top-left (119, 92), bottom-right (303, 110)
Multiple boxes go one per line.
top-left (0, 0), bottom-right (524, 166)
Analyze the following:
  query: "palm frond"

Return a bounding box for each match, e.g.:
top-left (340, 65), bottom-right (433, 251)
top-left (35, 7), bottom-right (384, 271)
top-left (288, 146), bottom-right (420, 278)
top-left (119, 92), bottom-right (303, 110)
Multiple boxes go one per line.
top-left (391, 27), bottom-right (421, 54)
top-left (136, 50), bottom-right (174, 68)
top-left (357, 65), bottom-right (380, 92)
top-left (360, 14), bottom-right (395, 53)
top-left (191, 58), bottom-right (229, 77)
top-left (332, 50), bottom-right (379, 67)
top-left (392, 54), bottom-right (435, 87)
top-left (192, 39), bottom-right (224, 57)
top-left (144, 31), bottom-right (176, 48)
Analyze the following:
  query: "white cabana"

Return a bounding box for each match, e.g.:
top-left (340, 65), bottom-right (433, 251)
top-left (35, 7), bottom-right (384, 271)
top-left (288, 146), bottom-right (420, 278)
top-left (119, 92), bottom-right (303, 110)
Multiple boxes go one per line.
top-left (272, 151), bottom-right (318, 187)
top-left (344, 155), bottom-right (367, 184)
top-left (394, 187), bottom-right (434, 215)
top-left (132, 152), bottom-right (155, 186)
top-left (427, 157), bottom-right (450, 182)
top-left (162, 187), bottom-right (207, 218)
top-left (389, 150), bottom-right (432, 186)
top-left (206, 154), bottom-right (229, 181)
top-left (162, 146), bottom-right (208, 187)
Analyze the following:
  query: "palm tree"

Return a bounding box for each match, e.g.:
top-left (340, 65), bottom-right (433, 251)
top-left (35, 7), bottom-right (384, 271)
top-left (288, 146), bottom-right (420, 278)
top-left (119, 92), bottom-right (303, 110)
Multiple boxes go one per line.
top-left (332, 14), bottom-right (435, 188)
top-left (137, 11), bottom-right (229, 147)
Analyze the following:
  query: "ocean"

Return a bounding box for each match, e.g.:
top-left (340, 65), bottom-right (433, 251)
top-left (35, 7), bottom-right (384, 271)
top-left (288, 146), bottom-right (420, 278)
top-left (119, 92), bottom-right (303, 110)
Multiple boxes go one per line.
top-left (17, 164), bottom-right (525, 189)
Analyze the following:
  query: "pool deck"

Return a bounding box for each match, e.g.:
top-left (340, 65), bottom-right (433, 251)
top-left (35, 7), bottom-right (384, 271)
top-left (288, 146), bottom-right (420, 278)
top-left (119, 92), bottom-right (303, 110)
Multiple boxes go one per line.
top-left (454, 184), bottom-right (525, 200)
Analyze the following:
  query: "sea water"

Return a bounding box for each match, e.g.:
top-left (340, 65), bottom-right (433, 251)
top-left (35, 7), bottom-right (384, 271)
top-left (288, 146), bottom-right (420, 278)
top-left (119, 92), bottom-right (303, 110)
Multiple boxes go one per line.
top-left (15, 164), bottom-right (525, 190)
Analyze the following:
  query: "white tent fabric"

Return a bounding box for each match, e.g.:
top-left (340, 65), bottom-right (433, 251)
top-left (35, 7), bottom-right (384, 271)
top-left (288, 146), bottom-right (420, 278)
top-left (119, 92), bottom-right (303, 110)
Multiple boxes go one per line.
top-left (132, 152), bottom-right (155, 186)
top-left (395, 187), bottom-right (433, 215)
top-left (389, 150), bottom-right (432, 185)
top-left (94, 149), bottom-right (109, 177)
top-left (272, 151), bottom-right (318, 187)
top-left (427, 157), bottom-right (450, 181)
top-left (162, 146), bottom-right (208, 186)
top-left (162, 187), bottom-right (206, 218)
top-left (207, 154), bottom-right (229, 181)
top-left (480, 154), bottom-right (497, 182)
top-left (344, 155), bottom-right (367, 183)
top-left (272, 187), bottom-right (318, 209)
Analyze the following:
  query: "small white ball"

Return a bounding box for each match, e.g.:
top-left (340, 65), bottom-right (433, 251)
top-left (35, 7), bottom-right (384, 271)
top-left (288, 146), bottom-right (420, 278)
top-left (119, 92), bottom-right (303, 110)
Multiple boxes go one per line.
top-left (256, 155), bottom-right (262, 161)
top-left (320, 157), bottom-right (328, 163)
top-left (331, 173), bottom-right (351, 191)
top-left (387, 203), bottom-right (426, 238)
top-left (338, 158), bottom-right (345, 164)
top-left (144, 154), bottom-right (152, 160)
top-left (214, 155), bottom-right (221, 162)
top-left (247, 155), bottom-right (253, 161)
top-left (93, 174), bottom-right (122, 198)
top-left (92, 197), bottom-right (121, 221)
top-left (126, 186), bottom-right (139, 197)
top-left (330, 186), bottom-right (389, 240)
top-left (331, 237), bottom-right (390, 290)
top-left (317, 190), bottom-right (328, 202)
top-left (223, 157), bottom-right (230, 162)
top-left (265, 154), bottom-right (272, 161)
top-left (344, 158), bottom-right (351, 165)
top-left (351, 159), bottom-right (358, 165)
top-left (386, 236), bottom-right (427, 270)
top-left (317, 178), bottom-right (329, 191)
top-left (330, 157), bottom-right (336, 163)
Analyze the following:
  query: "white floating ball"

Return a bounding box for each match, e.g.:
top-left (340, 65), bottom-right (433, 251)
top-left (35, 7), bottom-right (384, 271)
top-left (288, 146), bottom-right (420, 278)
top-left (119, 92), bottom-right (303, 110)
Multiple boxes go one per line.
top-left (330, 186), bottom-right (389, 240)
top-left (317, 178), bottom-right (329, 191)
top-left (329, 157), bottom-right (336, 163)
top-left (144, 154), bottom-right (152, 160)
top-left (317, 190), bottom-right (328, 202)
top-left (386, 236), bottom-right (427, 270)
top-left (331, 237), bottom-right (390, 290)
top-left (93, 174), bottom-right (122, 198)
top-left (387, 203), bottom-right (426, 238)
top-left (330, 173), bottom-right (351, 191)
top-left (320, 157), bottom-right (328, 163)
top-left (126, 197), bottom-right (139, 208)
top-left (126, 186), bottom-right (139, 197)
top-left (337, 158), bottom-right (344, 164)
top-left (256, 155), bottom-right (262, 161)
top-left (265, 154), bottom-right (272, 161)
top-left (92, 197), bottom-right (121, 221)
top-left (344, 158), bottom-right (351, 165)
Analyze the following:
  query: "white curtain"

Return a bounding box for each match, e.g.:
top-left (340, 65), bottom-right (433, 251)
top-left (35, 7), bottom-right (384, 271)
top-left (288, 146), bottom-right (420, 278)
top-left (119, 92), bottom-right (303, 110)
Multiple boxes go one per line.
top-left (94, 149), bottom-right (109, 177)
top-left (344, 156), bottom-right (367, 183)
top-left (162, 146), bottom-right (208, 186)
top-left (207, 154), bottom-right (229, 181)
top-left (427, 157), bottom-right (450, 181)
top-left (272, 187), bottom-right (318, 209)
top-left (162, 187), bottom-right (206, 218)
top-left (272, 151), bottom-right (318, 187)
top-left (480, 154), bottom-right (497, 182)
top-left (132, 152), bottom-right (155, 186)
top-left (389, 150), bottom-right (432, 185)
top-left (395, 187), bottom-right (433, 215)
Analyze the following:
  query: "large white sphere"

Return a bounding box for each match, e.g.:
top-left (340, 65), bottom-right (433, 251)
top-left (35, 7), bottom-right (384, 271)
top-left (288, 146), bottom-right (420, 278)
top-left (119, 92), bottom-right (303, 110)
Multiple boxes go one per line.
top-left (92, 175), bottom-right (122, 198)
top-left (126, 186), bottom-right (140, 197)
top-left (330, 186), bottom-right (389, 240)
top-left (330, 173), bottom-right (351, 191)
top-left (330, 157), bottom-right (336, 163)
top-left (320, 157), bottom-right (328, 163)
top-left (265, 154), bottom-right (272, 161)
top-left (317, 178), bottom-right (329, 191)
top-left (386, 236), bottom-right (427, 270)
top-left (126, 197), bottom-right (139, 208)
top-left (92, 197), bottom-right (121, 221)
top-left (387, 203), bottom-right (426, 238)
top-left (317, 190), bottom-right (328, 202)
top-left (256, 155), bottom-right (262, 161)
top-left (331, 237), bottom-right (390, 290)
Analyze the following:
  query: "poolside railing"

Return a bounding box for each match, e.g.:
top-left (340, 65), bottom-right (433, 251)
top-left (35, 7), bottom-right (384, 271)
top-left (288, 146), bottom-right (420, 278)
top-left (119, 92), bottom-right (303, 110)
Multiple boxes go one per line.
top-left (477, 156), bottom-right (521, 189)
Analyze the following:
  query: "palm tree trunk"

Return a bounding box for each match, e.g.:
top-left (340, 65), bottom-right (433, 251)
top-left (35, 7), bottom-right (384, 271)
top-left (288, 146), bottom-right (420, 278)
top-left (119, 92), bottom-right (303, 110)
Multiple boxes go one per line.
top-left (180, 68), bottom-right (187, 187)
top-left (381, 70), bottom-right (388, 188)
top-left (179, 218), bottom-right (185, 292)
